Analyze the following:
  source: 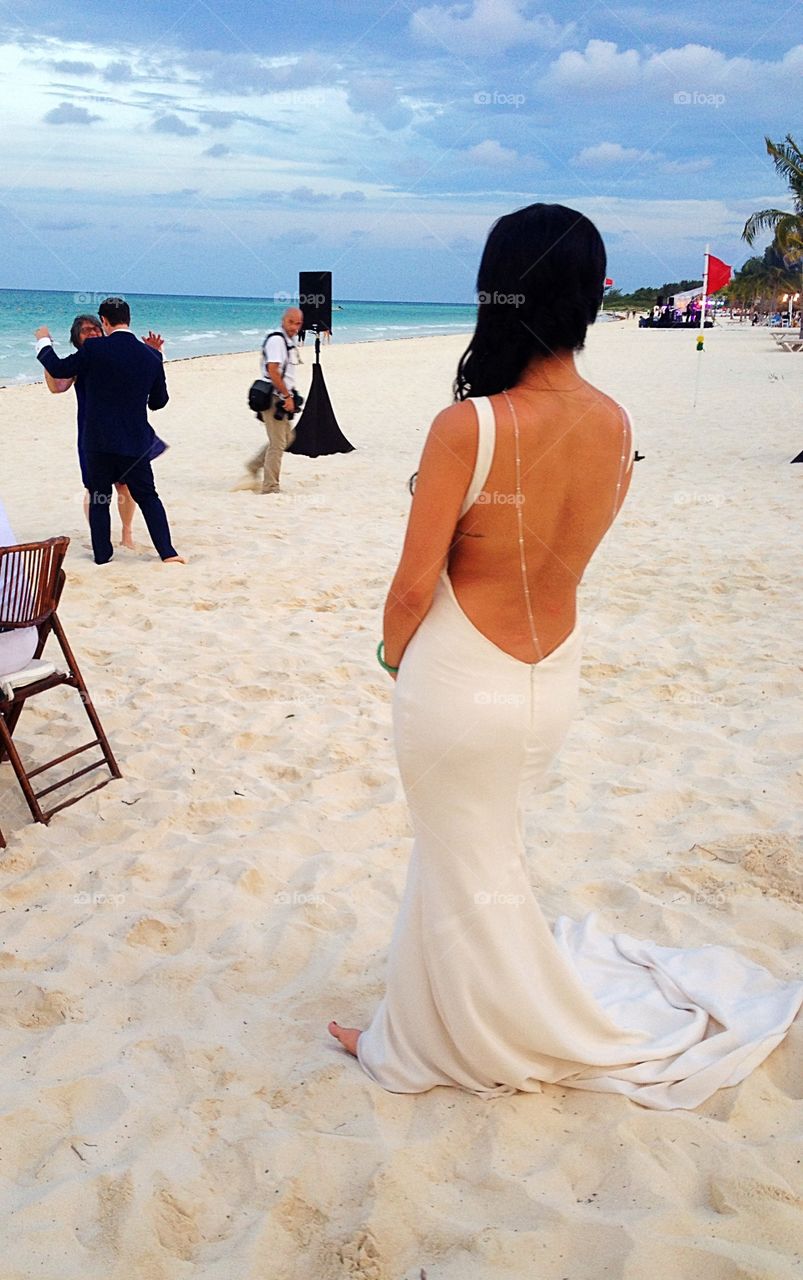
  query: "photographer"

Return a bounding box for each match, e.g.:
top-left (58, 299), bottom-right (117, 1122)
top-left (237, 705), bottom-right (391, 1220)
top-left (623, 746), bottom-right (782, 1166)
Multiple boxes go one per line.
top-left (245, 306), bottom-right (303, 494)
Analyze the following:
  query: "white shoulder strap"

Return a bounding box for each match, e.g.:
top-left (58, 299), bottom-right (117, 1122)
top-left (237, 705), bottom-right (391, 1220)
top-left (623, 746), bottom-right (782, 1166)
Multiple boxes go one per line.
top-left (459, 396), bottom-right (496, 517)
top-left (620, 404), bottom-right (636, 473)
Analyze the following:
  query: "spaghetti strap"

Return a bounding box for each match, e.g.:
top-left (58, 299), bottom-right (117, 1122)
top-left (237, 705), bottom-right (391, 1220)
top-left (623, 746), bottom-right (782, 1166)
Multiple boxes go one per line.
top-left (619, 404), bottom-right (635, 473)
top-left (459, 397), bottom-right (496, 517)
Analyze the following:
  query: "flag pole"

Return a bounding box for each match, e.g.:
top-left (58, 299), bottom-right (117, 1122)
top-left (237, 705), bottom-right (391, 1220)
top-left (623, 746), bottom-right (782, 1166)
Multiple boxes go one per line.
top-left (699, 243), bottom-right (710, 329)
top-left (693, 244), bottom-right (710, 409)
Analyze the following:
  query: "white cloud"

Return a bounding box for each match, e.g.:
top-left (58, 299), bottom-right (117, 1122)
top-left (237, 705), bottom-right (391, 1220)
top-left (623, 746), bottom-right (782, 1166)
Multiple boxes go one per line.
top-left (151, 112), bottom-right (199, 136)
top-left (660, 157), bottom-right (713, 175)
top-left (410, 0), bottom-right (573, 56)
top-left (203, 143), bottom-right (231, 158)
top-left (199, 110), bottom-right (237, 129)
top-left (103, 60), bottom-right (133, 83)
top-left (346, 77), bottom-right (412, 131)
top-left (572, 141), bottom-right (651, 167)
top-left (547, 39), bottom-right (641, 90)
top-left (466, 139), bottom-right (518, 167)
top-left (43, 102), bottom-right (101, 124)
top-left (546, 38), bottom-right (803, 98)
top-left (49, 59), bottom-right (95, 75)
top-left (288, 186), bottom-right (329, 204)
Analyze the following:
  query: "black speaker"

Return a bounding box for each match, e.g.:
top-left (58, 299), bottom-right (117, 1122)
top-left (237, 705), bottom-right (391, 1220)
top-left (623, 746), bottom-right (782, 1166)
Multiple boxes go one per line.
top-left (298, 271), bottom-right (332, 332)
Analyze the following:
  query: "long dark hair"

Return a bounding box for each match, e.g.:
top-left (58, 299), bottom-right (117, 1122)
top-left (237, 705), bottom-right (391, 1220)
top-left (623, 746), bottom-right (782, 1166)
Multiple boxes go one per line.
top-left (454, 203), bottom-right (606, 400)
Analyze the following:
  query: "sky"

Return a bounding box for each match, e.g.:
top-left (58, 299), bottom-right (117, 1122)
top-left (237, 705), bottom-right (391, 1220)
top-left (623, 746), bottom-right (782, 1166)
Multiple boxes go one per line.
top-left (0, 0), bottom-right (800, 301)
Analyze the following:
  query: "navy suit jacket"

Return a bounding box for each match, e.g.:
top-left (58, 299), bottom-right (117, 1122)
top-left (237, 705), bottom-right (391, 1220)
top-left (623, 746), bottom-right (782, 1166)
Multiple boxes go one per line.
top-left (38, 330), bottom-right (168, 457)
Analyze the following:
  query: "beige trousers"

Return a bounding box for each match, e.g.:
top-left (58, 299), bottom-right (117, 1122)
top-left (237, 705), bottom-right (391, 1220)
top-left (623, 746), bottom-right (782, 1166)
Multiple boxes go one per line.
top-left (248, 411), bottom-right (296, 493)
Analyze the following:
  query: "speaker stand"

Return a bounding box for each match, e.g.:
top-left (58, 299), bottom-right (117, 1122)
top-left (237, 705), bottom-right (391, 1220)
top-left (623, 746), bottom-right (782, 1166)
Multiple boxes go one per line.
top-left (287, 333), bottom-right (355, 458)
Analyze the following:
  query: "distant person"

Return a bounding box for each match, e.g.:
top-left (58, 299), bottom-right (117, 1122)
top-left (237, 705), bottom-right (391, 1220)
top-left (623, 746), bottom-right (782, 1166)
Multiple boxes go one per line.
top-left (244, 306), bottom-right (303, 494)
top-left (43, 314), bottom-right (166, 549)
top-left (35, 297), bottom-right (183, 565)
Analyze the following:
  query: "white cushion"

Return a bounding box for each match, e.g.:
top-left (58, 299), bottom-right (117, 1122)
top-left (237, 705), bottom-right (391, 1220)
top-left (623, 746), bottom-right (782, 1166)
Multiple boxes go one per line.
top-left (0, 659), bottom-right (58, 701)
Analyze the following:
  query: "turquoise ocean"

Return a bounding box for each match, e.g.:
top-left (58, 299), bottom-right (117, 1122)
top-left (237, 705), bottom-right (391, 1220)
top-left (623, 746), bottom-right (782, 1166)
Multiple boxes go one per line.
top-left (0, 289), bottom-right (478, 387)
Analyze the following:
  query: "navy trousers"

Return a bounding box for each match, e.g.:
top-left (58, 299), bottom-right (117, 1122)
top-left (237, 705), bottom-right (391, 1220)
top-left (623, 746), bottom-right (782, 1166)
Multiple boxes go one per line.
top-left (85, 451), bottom-right (177, 564)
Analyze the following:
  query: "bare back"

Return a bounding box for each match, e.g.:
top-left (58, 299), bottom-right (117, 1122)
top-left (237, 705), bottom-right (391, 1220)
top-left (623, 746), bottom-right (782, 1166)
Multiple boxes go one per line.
top-left (448, 384), bottom-right (632, 662)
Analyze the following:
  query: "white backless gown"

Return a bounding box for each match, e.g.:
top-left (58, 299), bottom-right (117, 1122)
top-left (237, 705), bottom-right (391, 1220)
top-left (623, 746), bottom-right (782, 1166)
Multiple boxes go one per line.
top-left (356, 396), bottom-right (803, 1110)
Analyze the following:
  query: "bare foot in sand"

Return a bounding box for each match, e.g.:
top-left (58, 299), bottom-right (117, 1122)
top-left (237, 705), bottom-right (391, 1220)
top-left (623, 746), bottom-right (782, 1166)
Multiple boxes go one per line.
top-left (328, 1021), bottom-right (361, 1056)
top-left (121, 531), bottom-right (135, 550)
top-left (163, 555), bottom-right (187, 564)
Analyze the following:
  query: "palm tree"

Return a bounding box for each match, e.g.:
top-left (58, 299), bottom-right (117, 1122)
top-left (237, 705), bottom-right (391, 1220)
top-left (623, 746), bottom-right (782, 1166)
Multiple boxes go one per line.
top-left (727, 246), bottom-right (798, 319)
top-left (743, 135), bottom-right (803, 332)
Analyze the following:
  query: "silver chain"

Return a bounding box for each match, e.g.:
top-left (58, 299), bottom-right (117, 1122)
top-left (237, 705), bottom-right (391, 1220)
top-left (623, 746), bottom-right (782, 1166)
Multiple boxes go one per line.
top-left (502, 390), bottom-right (543, 661)
top-left (501, 392), bottom-right (631, 664)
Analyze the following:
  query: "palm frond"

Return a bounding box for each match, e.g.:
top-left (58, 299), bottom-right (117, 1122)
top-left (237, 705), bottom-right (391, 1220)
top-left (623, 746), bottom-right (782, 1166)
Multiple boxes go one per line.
top-left (765, 134), bottom-right (803, 205)
top-left (742, 207), bottom-right (788, 244)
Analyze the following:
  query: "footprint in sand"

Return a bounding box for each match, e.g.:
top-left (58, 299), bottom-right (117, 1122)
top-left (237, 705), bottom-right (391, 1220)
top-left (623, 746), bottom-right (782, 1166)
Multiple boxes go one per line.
top-left (0, 980), bottom-right (79, 1027)
top-left (710, 1173), bottom-right (802, 1216)
top-left (152, 1184), bottom-right (201, 1261)
top-left (126, 918), bottom-right (192, 953)
top-left (337, 1229), bottom-right (384, 1279)
top-left (699, 834), bottom-right (802, 903)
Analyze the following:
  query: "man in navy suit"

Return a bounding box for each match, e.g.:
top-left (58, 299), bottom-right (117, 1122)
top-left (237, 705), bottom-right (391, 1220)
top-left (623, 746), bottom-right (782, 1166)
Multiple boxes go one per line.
top-left (36, 297), bottom-right (183, 565)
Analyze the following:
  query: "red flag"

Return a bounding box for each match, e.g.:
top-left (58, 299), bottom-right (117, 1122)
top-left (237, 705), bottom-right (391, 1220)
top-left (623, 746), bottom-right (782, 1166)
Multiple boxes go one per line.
top-left (706, 254), bottom-right (732, 294)
top-left (604, 277), bottom-right (614, 286)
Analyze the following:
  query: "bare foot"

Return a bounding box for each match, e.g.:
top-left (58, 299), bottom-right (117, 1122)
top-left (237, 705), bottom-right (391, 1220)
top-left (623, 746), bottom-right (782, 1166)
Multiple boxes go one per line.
top-left (163, 555), bottom-right (187, 564)
top-left (328, 1021), bottom-right (361, 1056)
top-left (121, 532), bottom-right (135, 550)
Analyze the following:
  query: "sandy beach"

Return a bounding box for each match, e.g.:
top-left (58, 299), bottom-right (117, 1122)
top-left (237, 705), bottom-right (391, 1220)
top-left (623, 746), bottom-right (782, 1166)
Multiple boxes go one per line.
top-left (1, 323), bottom-right (801, 1279)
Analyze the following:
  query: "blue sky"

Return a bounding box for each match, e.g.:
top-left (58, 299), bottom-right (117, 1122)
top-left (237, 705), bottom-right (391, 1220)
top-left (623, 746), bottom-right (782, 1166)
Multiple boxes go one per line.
top-left (1, 0), bottom-right (799, 300)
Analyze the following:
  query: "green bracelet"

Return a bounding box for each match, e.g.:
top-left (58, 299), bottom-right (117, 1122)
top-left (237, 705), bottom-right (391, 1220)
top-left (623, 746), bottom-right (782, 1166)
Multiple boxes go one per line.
top-left (376, 641), bottom-right (399, 674)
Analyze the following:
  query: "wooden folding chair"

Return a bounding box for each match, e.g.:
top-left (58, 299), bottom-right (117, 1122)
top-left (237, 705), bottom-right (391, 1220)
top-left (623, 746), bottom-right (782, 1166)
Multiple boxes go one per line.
top-left (0, 536), bottom-right (121, 847)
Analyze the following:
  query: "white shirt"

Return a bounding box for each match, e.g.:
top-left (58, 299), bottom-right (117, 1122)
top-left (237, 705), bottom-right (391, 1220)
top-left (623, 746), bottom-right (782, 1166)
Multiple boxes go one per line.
top-left (261, 330), bottom-right (298, 391)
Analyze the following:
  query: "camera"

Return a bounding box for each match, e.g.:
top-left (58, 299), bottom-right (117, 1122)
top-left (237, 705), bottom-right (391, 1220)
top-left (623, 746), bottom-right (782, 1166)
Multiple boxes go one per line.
top-left (272, 389), bottom-right (304, 422)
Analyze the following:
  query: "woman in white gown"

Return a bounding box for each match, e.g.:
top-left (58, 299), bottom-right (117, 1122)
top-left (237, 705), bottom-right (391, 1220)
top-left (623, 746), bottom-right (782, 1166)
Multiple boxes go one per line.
top-left (329, 203), bottom-right (802, 1110)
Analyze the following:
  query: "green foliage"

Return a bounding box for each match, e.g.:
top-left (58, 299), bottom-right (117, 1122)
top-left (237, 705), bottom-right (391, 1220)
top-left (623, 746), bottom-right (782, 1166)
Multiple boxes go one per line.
top-left (743, 134), bottom-right (803, 263)
top-left (726, 240), bottom-right (798, 306)
top-left (602, 279), bottom-right (703, 310)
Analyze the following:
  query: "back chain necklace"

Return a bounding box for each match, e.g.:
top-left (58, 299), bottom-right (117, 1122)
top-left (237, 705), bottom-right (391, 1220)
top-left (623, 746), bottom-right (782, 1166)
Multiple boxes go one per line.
top-left (501, 391), bottom-right (631, 665)
top-left (502, 390), bottom-right (543, 662)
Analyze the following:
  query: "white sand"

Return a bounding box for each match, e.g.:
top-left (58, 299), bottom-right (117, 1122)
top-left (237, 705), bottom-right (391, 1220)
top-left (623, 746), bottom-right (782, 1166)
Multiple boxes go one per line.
top-left (1, 323), bottom-right (801, 1279)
